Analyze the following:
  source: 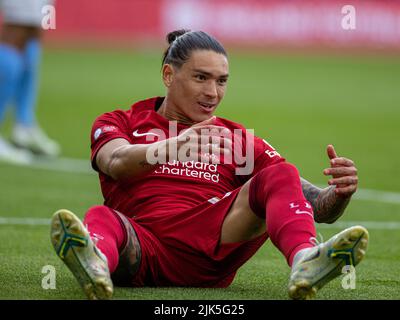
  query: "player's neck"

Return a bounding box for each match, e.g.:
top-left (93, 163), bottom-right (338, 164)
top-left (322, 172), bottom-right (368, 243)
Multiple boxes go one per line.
top-left (157, 97), bottom-right (194, 126)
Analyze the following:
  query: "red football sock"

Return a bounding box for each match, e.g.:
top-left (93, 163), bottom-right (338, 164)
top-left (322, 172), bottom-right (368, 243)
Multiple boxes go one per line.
top-left (249, 162), bottom-right (316, 266)
top-left (83, 205), bottom-right (127, 273)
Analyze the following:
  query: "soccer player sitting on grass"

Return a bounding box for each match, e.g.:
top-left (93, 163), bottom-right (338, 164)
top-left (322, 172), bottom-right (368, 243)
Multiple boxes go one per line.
top-left (50, 30), bottom-right (368, 300)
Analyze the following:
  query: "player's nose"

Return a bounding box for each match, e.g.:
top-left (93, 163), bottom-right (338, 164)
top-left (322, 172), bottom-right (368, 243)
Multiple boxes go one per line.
top-left (203, 82), bottom-right (218, 99)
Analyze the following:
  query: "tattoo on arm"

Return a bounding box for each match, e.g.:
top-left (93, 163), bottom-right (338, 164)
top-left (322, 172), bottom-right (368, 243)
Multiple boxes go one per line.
top-left (301, 177), bottom-right (350, 224)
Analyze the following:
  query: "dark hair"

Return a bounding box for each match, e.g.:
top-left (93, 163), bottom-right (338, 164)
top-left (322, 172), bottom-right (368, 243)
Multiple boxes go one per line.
top-left (162, 29), bottom-right (227, 68)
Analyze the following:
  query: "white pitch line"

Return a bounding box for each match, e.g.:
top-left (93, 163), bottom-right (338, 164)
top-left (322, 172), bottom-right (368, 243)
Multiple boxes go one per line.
top-left (317, 220), bottom-right (400, 230)
top-left (0, 217), bottom-right (51, 226)
top-left (1, 156), bottom-right (400, 204)
top-left (0, 216), bottom-right (399, 230)
top-left (29, 157), bottom-right (94, 175)
top-left (315, 185), bottom-right (400, 205)
top-left (354, 188), bottom-right (400, 205)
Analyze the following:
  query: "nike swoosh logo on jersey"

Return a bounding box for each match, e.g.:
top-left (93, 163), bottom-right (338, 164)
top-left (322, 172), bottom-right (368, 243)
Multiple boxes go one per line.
top-left (295, 209), bottom-right (313, 217)
top-left (132, 130), bottom-right (160, 137)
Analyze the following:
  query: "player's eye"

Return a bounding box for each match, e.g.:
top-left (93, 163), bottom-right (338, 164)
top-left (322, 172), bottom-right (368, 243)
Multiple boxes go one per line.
top-left (218, 78), bottom-right (228, 86)
top-left (195, 74), bottom-right (207, 81)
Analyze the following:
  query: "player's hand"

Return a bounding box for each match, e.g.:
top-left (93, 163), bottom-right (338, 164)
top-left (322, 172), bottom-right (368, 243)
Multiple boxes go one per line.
top-left (323, 144), bottom-right (358, 198)
top-left (174, 116), bottom-right (232, 163)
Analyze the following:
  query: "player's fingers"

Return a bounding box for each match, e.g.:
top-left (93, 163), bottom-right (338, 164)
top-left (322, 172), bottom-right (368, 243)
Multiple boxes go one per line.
top-left (328, 176), bottom-right (358, 186)
top-left (199, 147), bottom-right (221, 163)
top-left (327, 144), bottom-right (338, 160)
top-left (177, 147), bottom-right (199, 163)
top-left (197, 140), bottom-right (218, 156)
top-left (208, 142), bottom-right (216, 155)
top-left (192, 124), bottom-right (227, 131)
top-left (330, 157), bottom-right (355, 167)
top-left (198, 135), bottom-right (219, 148)
top-left (220, 142), bottom-right (232, 159)
top-left (323, 166), bottom-right (357, 177)
top-left (178, 127), bottom-right (197, 139)
top-left (193, 126), bottom-right (231, 138)
top-left (220, 136), bottom-right (232, 150)
top-left (198, 134), bottom-right (232, 148)
top-left (203, 126), bottom-right (227, 135)
top-left (206, 141), bottom-right (231, 156)
top-left (178, 127), bottom-right (222, 146)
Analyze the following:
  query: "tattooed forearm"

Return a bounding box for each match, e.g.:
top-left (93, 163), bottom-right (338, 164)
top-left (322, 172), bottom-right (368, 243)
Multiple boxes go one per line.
top-left (300, 178), bottom-right (321, 206)
top-left (300, 178), bottom-right (351, 224)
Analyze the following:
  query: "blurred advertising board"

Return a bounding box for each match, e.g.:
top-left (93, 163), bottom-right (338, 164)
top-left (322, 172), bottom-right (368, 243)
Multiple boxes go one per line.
top-left (3, 0), bottom-right (398, 49)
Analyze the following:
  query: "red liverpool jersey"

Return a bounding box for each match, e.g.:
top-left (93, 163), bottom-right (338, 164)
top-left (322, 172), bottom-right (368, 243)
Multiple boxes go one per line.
top-left (90, 97), bottom-right (284, 226)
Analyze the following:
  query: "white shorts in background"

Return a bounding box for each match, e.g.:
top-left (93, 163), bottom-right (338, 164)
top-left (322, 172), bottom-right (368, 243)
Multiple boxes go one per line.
top-left (0, 0), bottom-right (54, 27)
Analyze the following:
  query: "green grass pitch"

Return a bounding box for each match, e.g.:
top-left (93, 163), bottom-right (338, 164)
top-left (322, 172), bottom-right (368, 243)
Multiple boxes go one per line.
top-left (0, 48), bottom-right (399, 299)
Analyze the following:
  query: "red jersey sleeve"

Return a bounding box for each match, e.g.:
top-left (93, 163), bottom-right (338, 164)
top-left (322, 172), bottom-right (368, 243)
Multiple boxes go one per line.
top-left (252, 135), bottom-right (285, 175)
top-left (234, 129), bottom-right (285, 184)
top-left (90, 110), bottom-right (132, 171)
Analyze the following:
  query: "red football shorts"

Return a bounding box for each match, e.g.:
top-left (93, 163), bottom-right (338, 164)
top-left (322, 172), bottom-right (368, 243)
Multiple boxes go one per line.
top-left (124, 188), bottom-right (268, 288)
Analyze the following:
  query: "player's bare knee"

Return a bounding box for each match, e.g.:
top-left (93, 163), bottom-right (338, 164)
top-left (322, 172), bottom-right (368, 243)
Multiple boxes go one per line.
top-left (221, 183), bottom-right (266, 244)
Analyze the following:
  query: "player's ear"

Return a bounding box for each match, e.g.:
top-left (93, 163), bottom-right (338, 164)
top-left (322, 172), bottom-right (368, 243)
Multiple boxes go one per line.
top-left (162, 64), bottom-right (174, 88)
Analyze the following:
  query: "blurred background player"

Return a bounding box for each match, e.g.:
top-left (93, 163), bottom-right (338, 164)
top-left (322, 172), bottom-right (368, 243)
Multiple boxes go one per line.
top-left (0, 0), bottom-right (60, 164)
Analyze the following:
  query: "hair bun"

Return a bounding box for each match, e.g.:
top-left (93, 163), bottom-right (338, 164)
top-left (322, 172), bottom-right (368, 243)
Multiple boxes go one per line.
top-left (166, 29), bottom-right (191, 44)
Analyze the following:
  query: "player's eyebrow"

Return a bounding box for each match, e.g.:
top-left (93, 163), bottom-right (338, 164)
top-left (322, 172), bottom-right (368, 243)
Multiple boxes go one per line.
top-left (192, 69), bottom-right (229, 79)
